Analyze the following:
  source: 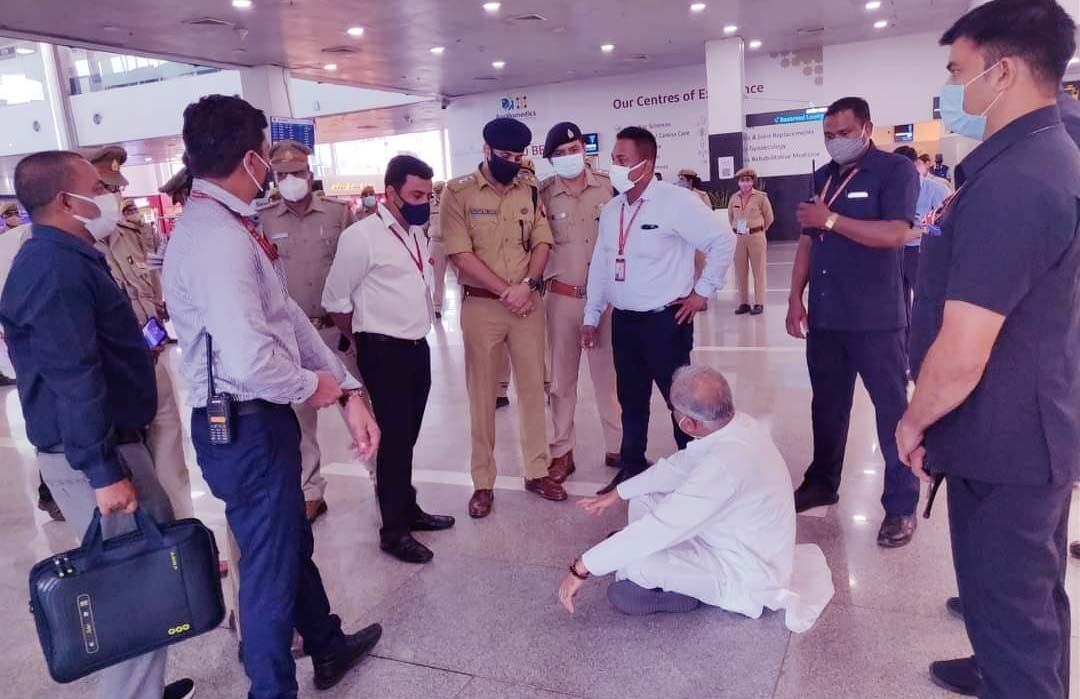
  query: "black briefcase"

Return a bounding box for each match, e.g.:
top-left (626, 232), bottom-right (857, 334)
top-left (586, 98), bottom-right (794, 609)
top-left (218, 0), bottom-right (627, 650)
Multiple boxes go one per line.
top-left (28, 508), bottom-right (225, 683)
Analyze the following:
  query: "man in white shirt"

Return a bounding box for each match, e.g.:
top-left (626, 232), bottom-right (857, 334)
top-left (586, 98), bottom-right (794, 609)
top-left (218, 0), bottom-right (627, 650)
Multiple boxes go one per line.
top-left (323, 155), bottom-right (455, 564)
top-left (582, 126), bottom-right (735, 495)
top-left (558, 366), bottom-right (833, 632)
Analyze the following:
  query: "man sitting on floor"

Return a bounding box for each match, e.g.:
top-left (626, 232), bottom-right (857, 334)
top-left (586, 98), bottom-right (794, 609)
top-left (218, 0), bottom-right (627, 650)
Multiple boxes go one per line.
top-left (558, 365), bottom-right (833, 632)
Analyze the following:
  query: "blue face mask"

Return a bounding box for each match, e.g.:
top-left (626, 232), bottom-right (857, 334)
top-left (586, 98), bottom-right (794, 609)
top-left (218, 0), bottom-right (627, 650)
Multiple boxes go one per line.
top-left (939, 61), bottom-right (1003, 142)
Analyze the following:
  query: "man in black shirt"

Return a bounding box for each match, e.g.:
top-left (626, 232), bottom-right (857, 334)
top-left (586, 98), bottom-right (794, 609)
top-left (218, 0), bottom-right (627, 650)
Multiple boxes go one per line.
top-left (900, 1), bottom-right (1080, 696)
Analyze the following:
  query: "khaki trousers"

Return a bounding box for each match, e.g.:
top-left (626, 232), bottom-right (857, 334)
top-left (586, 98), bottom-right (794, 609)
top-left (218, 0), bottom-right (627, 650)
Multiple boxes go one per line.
top-left (546, 293), bottom-right (621, 457)
top-left (461, 296), bottom-right (549, 487)
top-left (429, 239), bottom-right (449, 312)
top-left (734, 233), bottom-right (767, 305)
top-left (149, 360), bottom-right (194, 519)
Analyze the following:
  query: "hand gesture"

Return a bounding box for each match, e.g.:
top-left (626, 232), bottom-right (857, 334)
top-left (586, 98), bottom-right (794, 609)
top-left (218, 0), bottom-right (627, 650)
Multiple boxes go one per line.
top-left (95, 478), bottom-right (138, 515)
top-left (306, 371), bottom-right (343, 409)
top-left (558, 572), bottom-right (586, 614)
top-left (578, 490), bottom-right (620, 516)
top-left (674, 292), bottom-right (708, 325)
top-left (580, 325), bottom-right (597, 350)
top-left (344, 394), bottom-right (381, 462)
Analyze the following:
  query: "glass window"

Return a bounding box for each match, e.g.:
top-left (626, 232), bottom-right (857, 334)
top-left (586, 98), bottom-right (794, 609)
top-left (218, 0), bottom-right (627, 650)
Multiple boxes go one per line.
top-left (0, 41), bottom-right (47, 106)
top-left (329, 130), bottom-right (446, 182)
top-left (58, 46), bottom-right (219, 95)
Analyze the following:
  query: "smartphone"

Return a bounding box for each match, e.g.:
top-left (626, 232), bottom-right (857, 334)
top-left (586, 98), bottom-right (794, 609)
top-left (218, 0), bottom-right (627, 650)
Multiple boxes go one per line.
top-left (141, 317), bottom-right (168, 350)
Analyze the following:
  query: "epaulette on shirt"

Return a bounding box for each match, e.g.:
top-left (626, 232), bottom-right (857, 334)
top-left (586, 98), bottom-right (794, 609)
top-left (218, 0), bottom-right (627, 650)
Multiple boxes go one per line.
top-left (448, 174), bottom-right (476, 192)
top-left (539, 175), bottom-right (556, 192)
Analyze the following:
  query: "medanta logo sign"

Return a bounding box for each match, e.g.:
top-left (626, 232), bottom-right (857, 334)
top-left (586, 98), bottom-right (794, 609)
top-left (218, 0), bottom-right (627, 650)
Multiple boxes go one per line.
top-left (500, 95), bottom-right (528, 111)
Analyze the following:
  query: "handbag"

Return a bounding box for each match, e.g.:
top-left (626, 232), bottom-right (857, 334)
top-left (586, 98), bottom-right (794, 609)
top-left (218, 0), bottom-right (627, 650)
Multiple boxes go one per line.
top-left (28, 508), bottom-right (225, 683)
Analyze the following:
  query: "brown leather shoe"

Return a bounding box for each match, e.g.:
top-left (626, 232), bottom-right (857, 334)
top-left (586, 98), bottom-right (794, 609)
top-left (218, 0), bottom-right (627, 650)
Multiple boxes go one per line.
top-left (305, 499), bottom-right (328, 523)
top-left (525, 476), bottom-right (568, 502)
top-left (548, 451), bottom-right (576, 484)
top-left (469, 489), bottom-right (494, 518)
top-left (604, 453), bottom-right (621, 468)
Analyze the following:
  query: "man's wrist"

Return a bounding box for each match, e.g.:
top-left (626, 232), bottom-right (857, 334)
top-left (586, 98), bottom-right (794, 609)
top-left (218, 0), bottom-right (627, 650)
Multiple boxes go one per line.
top-left (569, 557), bottom-right (591, 580)
top-left (338, 386), bottom-right (367, 407)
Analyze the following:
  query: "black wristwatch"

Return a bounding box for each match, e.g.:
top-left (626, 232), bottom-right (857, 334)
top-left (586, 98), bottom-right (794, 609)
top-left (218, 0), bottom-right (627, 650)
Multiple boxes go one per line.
top-left (337, 387), bottom-right (366, 407)
top-left (526, 277), bottom-right (544, 293)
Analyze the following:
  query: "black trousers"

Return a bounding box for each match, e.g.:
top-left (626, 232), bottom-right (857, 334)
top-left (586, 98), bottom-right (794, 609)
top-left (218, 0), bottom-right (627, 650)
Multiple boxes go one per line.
top-left (948, 476), bottom-right (1071, 699)
top-left (612, 307), bottom-right (692, 475)
top-left (803, 328), bottom-right (919, 516)
top-left (902, 245), bottom-right (920, 354)
top-left (355, 332), bottom-right (431, 542)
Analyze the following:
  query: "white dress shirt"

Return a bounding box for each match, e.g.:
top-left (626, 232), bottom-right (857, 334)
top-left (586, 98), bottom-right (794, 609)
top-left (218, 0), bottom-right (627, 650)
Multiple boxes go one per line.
top-left (162, 179), bottom-right (360, 408)
top-left (583, 179), bottom-right (735, 326)
top-left (322, 205), bottom-right (433, 341)
top-left (581, 412), bottom-right (834, 632)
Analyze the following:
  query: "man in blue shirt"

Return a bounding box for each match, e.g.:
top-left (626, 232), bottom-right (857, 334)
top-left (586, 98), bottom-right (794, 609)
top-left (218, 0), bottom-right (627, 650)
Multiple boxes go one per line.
top-left (0, 151), bottom-right (193, 699)
top-left (789, 97), bottom-right (922, 548)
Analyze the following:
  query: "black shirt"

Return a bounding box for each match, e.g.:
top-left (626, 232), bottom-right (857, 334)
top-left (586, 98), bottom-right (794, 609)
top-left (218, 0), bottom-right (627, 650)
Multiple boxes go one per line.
top-left (804, 144), bottom-right (920, 331)
top-left (910, 106), bottom-right (1080, 485)
top-left (0, 224), bottom-right (156, 487)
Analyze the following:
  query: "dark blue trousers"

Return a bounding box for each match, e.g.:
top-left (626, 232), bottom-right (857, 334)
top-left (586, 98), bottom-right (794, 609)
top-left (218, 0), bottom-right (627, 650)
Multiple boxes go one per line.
top-left (948, 476), bottom-right (1071, 699)
top-left (612, 307), bottom-right (692, 476)
top-left (191, 402), bottom-right (342, 699)
top-left (803, 328), bottom-right (919, 516)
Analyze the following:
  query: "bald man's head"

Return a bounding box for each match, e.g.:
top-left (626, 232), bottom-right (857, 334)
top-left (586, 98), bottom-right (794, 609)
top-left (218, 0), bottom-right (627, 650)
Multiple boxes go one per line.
top-left (671, 365), bottom-right (735, 435)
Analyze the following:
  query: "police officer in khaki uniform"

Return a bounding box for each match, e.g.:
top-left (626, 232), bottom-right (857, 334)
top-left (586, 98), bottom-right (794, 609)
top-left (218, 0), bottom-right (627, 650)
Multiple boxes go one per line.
top-left (260, 139), bottom-right (356, 522)
top-left (87, 145), bottom-right (195, 522)
top-left (442, 117), bottom-right (566, 518)
top-left (427, 181), bottom-right (449, 318)
top-left (539, 122), bottom-right (621, 483)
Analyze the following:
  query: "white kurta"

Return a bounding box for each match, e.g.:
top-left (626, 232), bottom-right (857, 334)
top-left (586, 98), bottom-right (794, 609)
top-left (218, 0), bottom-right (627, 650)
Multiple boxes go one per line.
top-left (581, 412), bottom-right (834, 632)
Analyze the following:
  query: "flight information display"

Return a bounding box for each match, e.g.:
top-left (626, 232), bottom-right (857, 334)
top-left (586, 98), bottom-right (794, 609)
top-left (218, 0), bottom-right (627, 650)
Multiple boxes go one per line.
top-left (270, 117), bottom-right (316, 150)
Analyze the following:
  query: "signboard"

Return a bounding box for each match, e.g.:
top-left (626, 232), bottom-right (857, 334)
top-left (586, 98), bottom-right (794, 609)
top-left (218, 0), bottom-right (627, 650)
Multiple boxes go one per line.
top-left (583, 132), bottom-right (600, 155)
top-left (270, 116), bottom-right (316, 150)
top-left (744, 107), bottom-right (830, 178)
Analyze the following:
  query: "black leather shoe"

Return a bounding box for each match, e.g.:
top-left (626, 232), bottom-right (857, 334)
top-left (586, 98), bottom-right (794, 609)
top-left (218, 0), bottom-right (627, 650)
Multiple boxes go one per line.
top-left (734, 304), bottom-right (752, 315)
top-left (946, 596), bottom-right (964, 620)
top-left (750, 304), bottom-right (764, 315)
top-left (597, 468), bottom-right (632, 495)
top-left (381, 534), bottom-right (434, 564)
top-left (877, 514), bottom-right (917, 548)
top-left (495, 396), bottom-right (510, 409)
top-left (312, 623), bottom-right (383, 691)
top-left (163, 678), bottom-right (195, 699)
top-left (411, 512), bottom-right (455, 532)
top-left (930, 657), bottom-right (981, 696)
top-left (793, 483), bottom-right (839, 513)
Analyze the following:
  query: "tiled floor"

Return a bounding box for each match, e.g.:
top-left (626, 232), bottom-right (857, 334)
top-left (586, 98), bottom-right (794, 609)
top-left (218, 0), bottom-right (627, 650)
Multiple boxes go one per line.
top-left (4, 241), bottom-right (1078, 698)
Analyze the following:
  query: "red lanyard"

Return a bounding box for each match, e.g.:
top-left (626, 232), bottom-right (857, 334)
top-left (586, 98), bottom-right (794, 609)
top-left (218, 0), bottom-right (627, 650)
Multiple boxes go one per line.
top-left (819, 167), bottom-right (861, 208)
top-left (189, 191), bottom-right (279, 262)
top-left (389, 223), bottom-right (424, 275)
top-left (618, 200), bottom-right (646, 256)
top-left (738, 191), bottom-right (753, 210)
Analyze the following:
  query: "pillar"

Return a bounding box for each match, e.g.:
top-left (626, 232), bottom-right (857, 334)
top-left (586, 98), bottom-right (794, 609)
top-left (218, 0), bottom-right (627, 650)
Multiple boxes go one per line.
top-left (238, 65), bottom-right (295, 119)
top-left (705, 38), bottom-right (746, 185)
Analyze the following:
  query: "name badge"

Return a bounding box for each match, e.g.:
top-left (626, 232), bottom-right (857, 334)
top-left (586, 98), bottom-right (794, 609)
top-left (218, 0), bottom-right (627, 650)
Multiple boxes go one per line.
top-left (550, 212), bottom-right (568, 221)
top-left (641, 224), bottom-right (659, 230)
top-left (736, 220), bottom-right (749, 235)
top-left (615, 257), bottom-right (626, 282)
top-left (846, 191), bottom-right (869, 199)
top-left (270, 232), bottom-right (289, 240)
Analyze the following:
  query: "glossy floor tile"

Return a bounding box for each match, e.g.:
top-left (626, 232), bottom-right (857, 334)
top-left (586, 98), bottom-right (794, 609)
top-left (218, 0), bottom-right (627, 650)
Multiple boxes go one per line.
top-left (3, 240), bottom-right (1079, 698)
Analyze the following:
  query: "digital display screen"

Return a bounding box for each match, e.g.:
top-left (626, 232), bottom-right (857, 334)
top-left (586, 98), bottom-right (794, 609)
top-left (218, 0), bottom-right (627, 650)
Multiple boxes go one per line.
top-left (894, 124), bottom-right (914, 142)
top-left (270, 117), bottom-right (316, 150)
top-left (583, 132), bottom-right (599, 155)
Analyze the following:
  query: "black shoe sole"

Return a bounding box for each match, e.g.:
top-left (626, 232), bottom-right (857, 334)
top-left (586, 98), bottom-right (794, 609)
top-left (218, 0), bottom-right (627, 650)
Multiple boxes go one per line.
top-left (410, 522), bottom-right (455, 532)
top-left (877, 535), bottom-right (915, 549)
top-left (929, 668), bottom-right (980, 696)
top-left (380, 544), bottom-right (434, 564)
top-left (313, 627), bottom-right (383, 691)
top-left (794, 493), bottom-right (839, 513)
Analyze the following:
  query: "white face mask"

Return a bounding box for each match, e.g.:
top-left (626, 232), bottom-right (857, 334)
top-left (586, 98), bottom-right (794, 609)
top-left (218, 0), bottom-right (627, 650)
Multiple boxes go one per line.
top-left (362, 195), bottom-right (377, 209)
top-left (610, 160), bottom-right (647, 194)
top-left (551, 152), bottom-right (585, 179)
top-left (278, 174), bottom-right (310, 203)
top-left (66, 192), bottom-right (121, 241)
top-left (825, 127), bottom-right (869, 166)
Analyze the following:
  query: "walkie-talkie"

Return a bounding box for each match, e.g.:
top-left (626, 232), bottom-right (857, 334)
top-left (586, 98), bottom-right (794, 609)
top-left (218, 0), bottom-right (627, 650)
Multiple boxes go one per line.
top-left (205, 333), bottom-right (234, 445)
top-left (807, 159), bottom-right (817, 202)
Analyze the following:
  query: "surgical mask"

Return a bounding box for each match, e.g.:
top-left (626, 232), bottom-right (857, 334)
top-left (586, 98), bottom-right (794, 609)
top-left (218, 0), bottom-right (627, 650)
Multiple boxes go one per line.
top-left (610, 160), bottom-right (647, 194)
top-left (677, 179), bottom-right (691, 189)
top-left (66, 192), bottom-right (121, 242)
top-left (738, 180), bottom-right (753, 193)
top-left (939, 61), bottom-right (1004, 142)
top-left (488, 152), bottom-right (522, 185)
top-left (278, 174), bottom-right (310, 203)
top-left (243, 151), bottom-right (273, 196)
top-left (825, 129), bottom-right (869, 166)
top-left (551, 152), bottom-right (585, 179)
top-left (362, 195), bottom-right (377, 209)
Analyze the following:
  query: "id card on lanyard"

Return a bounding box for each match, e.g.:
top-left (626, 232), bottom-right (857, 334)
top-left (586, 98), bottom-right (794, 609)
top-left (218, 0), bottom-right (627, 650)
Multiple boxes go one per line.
top-left (616, 200), bottom-right (645, 282)
top-left (817, 167), bottom-right (860, 241)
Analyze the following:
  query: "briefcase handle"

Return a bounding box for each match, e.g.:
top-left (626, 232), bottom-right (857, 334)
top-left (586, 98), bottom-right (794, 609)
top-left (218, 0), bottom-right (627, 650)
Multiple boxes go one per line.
top-left (81, 507), bottom-right (166, 566)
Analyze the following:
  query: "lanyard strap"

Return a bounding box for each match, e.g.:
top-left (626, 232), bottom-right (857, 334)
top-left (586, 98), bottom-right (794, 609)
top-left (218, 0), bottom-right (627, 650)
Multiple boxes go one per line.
top-left (189, 191), bottom-right (279, 262)
top-left (389, 224), bottom-right (424, 275)
top-left (819, 167), bottom-right (861, 209)
top-left (618, 200), bottom-right (646, 256)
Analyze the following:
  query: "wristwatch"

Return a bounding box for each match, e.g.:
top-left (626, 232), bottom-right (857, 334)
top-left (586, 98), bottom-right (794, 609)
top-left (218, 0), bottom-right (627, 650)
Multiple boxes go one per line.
top-left (824, 213), bottom-right (840, 231)
top-left (525, 277), bottom-right (544, 293)
top-left (569, 558), bottom-right (590, 581)
top-left (337, 386), bottom-right (366, 407)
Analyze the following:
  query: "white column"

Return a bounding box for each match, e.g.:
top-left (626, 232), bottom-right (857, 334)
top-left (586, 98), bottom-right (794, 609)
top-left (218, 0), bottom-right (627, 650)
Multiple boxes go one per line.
top-left (238, 65), bottom-right (294, 118)
top-left (704, 38), bottom-right (746, 183)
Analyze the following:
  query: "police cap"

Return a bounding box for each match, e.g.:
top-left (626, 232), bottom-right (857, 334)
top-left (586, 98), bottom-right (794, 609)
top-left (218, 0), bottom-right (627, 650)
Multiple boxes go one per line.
top-left (86, 145), bottom-right (129, 188)
top-left (483, 118), bottom-right (531, 153)
top-left (542, 121), bottom-right (583, 159)
top-left (268, 140), bottom-right (312, 174)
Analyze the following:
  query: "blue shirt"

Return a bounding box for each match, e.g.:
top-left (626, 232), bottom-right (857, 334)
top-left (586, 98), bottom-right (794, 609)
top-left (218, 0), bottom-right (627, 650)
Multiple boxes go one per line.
top-left (906, 176), bottom-right (951, 248)
top-left (0, 224), bottom-right (156, 487)
top-left (804, 144), bottom-right (920, 331)
top-left (911, 106), bottom-right (1080, 485)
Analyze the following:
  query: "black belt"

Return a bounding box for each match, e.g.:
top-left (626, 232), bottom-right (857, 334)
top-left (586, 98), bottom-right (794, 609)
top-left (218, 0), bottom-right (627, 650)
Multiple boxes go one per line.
top-left (357, 332), bottom-right (427, 347)
top-left (613, 303), bottom-right (679, 318)
top-left (193, 398), bottom-right (277, 417)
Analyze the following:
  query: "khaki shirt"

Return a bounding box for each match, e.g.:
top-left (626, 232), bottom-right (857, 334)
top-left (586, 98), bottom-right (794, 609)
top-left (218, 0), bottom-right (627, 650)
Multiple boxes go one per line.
top-left (427, 191), bottom-right (443, 242)
top-left (259, 196), bottom-right (355, 319)
top-left (99, 221), bottom-right (162, 326)
top-left (441, 166), bottom-right (554, 286)
top-left (539, 166), bottom-right (612, 287)
top-left (727, 189), bottom-right (775, 234)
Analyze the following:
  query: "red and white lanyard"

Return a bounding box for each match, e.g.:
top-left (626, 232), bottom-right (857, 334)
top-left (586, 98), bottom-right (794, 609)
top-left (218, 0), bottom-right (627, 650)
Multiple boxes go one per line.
top-left (389, 223), bottom-right (424, 275)
top-left (617, 199), bottom-right (646, 257)
top-left (189, 190), bottom-right (279, 262)
top-left (819, 167), bottom-right (861, 209)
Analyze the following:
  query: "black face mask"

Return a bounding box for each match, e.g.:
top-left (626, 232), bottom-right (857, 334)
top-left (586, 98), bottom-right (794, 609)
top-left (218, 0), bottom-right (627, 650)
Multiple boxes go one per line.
top-left (400, 200), bottom-right (431, 226)
top-left (488, 153), bottom-right (521, 185)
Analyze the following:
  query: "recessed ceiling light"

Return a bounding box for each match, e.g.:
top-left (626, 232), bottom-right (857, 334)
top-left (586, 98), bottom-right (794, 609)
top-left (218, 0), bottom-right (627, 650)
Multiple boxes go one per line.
top-left (865, 1), bottom-right (882, 9)
top-left (323, 63), bottom-right (338, 71)
top-left (430, 46), bottom-right (445, 55)
top-left (723, 24), bottom-right (738, 34)
top-left (601, 43), bottom-right (615, 53)
top-left (483, 2), bottom-right (501, 12)
top-left (232, 0), bottom-right (253, 9)
top-left (14, 47), bottom-right (35, 55)
top-left (346, 26), bottom-right (364, 37)
top-left (690, 2), bottom-right (707, 12)
top-left (874, 19), bottom-right (888, 29)
top-left (144, 156), bottom-right (153, 163)
top-left (748, 39), bottom-right (763, 50)
top-left (492, 60), bottom-right (506, 69)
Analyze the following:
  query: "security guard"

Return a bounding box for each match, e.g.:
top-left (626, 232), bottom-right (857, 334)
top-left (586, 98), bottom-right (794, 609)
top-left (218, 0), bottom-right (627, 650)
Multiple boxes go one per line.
top-left (160, 166), bottom-right (193, 206)
top-left (2, 201), bottom-right (21, 230)
top-left (428, 180), bottom-right (448, 318)
top-left (87, 145), bottom-right (195, 522)
top-left (260, 139), bottom-right (356, 523)
top-left (789, 98), bottom-right (921, 548)
top-left (539, 122), bottom-right (620, 483)
top-left (358, 185), bottom-right (378, 220)
top-left (442, 117), bottom-right (565, 518)
top-left (121, 198), bottom-right (163, 253)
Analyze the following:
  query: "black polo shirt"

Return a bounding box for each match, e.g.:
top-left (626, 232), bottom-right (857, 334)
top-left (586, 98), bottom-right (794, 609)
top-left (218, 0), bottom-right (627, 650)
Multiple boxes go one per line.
top-left (804, 144), bottom-right (919, 332)
top-left (910, 106), bottom-right (1080, 485)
